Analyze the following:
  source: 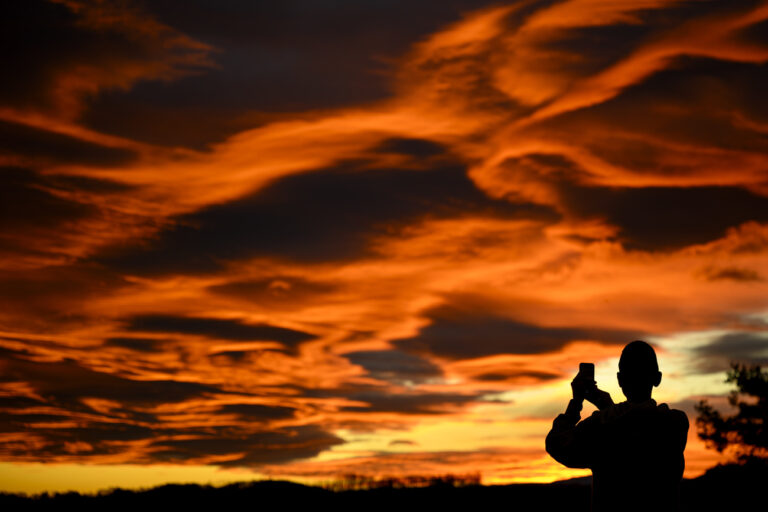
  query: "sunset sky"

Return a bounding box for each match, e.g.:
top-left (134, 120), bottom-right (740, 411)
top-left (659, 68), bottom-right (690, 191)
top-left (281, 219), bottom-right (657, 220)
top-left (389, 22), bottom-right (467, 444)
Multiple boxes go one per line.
top-left (3, 0), bottom-right (768, 494)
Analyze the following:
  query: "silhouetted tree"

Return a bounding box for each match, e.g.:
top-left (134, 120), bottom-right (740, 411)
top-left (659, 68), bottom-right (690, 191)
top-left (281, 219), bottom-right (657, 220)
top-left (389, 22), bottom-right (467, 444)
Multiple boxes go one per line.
top-left (323, 472), bottom-right (481, 491)
top-left (695, 363), bottom-right (768, 461)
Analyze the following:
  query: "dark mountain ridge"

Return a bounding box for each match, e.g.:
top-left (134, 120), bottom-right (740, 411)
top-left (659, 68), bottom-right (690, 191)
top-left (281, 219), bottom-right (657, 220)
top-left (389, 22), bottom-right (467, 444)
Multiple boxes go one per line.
top-left (2, 462), bottom-right (765, 511)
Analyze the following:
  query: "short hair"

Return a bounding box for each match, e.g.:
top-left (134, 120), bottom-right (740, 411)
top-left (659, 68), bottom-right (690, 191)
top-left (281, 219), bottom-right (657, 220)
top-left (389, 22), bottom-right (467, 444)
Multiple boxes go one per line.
top-left (619, 340), bottom-right (659, 375)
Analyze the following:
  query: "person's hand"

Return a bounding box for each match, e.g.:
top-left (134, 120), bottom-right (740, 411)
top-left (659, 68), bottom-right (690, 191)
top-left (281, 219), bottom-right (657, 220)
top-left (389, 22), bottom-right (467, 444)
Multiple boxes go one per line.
top-left (570, 375), bottom-right (594, 402)
top-left (586, 387), bottom-right (614, 410)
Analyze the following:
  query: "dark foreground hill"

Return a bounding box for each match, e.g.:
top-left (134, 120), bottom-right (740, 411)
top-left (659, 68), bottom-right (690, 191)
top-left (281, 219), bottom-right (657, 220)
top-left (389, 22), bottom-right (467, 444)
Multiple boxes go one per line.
top-left (2, 462), bottom-right (765, 511)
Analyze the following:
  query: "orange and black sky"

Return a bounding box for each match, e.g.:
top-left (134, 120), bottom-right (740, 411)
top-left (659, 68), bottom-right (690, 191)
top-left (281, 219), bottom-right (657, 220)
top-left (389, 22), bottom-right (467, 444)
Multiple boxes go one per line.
top-left (2, 0), bottom-right (768, 494)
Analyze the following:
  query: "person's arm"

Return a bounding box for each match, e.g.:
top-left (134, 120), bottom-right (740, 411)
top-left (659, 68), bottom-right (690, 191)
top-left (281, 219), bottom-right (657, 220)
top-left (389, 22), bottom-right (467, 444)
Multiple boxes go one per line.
top-left (586, 387), bottom-right (614, 410)
top-left (678, 410), bottom-right (689, 451)
top-left (545, 376), bottom-right (597, 468)
top-left (676, 410), bottom-right (689, 475)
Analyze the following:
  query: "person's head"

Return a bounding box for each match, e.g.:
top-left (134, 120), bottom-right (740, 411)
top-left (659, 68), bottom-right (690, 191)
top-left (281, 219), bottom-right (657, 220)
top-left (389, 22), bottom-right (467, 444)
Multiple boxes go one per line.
top-left (617, 340), bottom-right (662, 402)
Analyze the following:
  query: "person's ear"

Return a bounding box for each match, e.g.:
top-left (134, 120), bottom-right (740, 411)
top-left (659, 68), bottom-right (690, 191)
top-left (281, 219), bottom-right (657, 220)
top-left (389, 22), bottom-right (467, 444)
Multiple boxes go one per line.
top-left (653, 371), bottom-right (662, 387)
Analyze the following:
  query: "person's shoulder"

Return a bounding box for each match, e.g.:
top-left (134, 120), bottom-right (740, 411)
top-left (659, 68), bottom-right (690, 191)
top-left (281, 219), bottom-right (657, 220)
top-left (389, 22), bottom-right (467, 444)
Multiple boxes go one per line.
top-left (671, 408), bottom-right (689, 428)
top-left (584, 402), bottom-right (624, 423)
top-left (658, 403), bottom-right (689, 429)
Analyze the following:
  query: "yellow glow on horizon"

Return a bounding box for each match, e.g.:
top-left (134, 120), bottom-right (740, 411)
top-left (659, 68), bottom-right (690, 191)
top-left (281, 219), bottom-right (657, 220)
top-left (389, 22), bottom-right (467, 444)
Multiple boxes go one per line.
top-left (0, 463), bottom-right (266, 495)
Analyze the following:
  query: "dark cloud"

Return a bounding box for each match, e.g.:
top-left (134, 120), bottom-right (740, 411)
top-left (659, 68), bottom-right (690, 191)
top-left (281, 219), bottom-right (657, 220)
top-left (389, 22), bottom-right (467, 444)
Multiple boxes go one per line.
top-left (0, 353), bottom-right (221, 408)
top-left (0, 421), bottom-right (157, 458)
top-left (394, 304), bottom-right (641, 359)
top-left (101, 162), bottom-right (558, 274)
top-left (142, 0), bottom-right (498, 49)
top-left (562, 185), bottom-right (768, 251)
top-left (342, 391), bottom-right (481, 415)
top-left (209, 350), bottom-right (250, 363)
top-left (578, 57), bottom-right (768, 153)
top-left (0, 263), bottom-right (128, 330)
top-left (0, 347), bottom-right (341, 465)
top-left (0, 395), bottom-right (45, 411)
top-left (0, 119), bottom-right (136, 166)
top-left (0, 167), bottom-right (94, 233)
top-left (517, 57), bottom-right (768, 253)
top-left (0, 412), bottom-right (72, 428)
top-left (530, 23), bottom-right (651, 83)
top-left (0, 166), bottom-right (135, 274)
top-left (501, 154), bottom-right (768, 251)
top-left (208, 275), bottom-right (337, 308)
top-left (107, 0), bottom-right (765, 147)
top-left (81, 100), bottom-right (251, 150)
top-left (374, 138), bottom-right (447, 158)
top-left (0, 0), bottom-right (208, 114)
top-left (124, 314), bottom-right (314, 346)
top-left (52, 423), bottom-right (156, 443)
top-left (534, 57), bottom-right (768, 202)
top-left (83, 0), bottom-right (501, 147)
top-left (473, 370), bottom-right (562, 383)
top-left (524, 2), bottom-right (762, 94)
top-left (104, 337), bottom-right (169, 353)
top-left (0, 0), bottom-right (91, 109)
top-left (389, 439), bottom-right (417, 446)
top-left (694, 332), bottom-right (768, 373)
top-left (46, 174), bottom-right (136, 193)
top-left (0, 397), bottom-right (333, 464)
top-left (738, 17), bottom-right (768, 47)
top-left (150, 425), bottom-right (343, 466)
top-left (217, 404), bottom-right (295, 422)
top-left (699, 267), bottom-right (763, 283)
top-left (345, 350), bottom-right (443, 384)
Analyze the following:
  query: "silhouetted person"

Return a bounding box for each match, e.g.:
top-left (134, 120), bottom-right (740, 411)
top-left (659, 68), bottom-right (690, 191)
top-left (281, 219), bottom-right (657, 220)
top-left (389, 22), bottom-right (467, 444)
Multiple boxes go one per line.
top-left (546, 340), bottom-right (688, 512)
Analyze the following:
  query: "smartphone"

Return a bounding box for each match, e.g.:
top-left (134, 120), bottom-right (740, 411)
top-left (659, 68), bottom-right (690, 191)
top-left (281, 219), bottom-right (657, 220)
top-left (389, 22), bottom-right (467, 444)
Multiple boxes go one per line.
top-left (579, 362), bottom-right (595, 381)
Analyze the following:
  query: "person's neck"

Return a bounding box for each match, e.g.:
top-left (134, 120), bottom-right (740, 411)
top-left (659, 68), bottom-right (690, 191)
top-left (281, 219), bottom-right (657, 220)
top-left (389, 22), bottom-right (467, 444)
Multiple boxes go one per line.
top-left (624, 390), bottom-right (653, 403)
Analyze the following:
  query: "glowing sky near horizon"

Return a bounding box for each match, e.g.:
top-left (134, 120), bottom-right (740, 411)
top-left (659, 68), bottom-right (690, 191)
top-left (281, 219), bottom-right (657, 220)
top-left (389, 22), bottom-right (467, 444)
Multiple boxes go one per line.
top-left (2, 0), bottom-right (768, 494)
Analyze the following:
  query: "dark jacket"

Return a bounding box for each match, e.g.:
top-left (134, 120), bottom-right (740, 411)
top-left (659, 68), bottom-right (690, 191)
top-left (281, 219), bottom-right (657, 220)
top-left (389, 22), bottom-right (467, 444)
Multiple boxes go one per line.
top-left (546, 399), bottom-right (689, 512)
